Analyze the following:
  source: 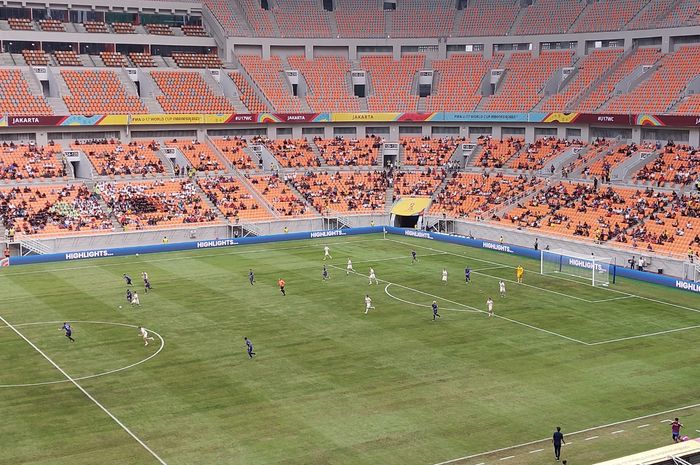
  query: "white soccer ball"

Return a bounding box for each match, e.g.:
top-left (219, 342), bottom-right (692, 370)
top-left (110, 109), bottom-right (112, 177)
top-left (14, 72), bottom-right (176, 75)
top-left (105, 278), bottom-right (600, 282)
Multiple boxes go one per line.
top-left (135, 253), bottom-right (139, 256)
top-left (119, 305), bottom-right (122, 309)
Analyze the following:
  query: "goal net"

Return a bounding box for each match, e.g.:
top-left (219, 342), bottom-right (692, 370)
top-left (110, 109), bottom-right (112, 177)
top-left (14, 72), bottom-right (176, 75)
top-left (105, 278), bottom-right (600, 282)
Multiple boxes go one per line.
top-left (540, 249), bottom-right (614, 286)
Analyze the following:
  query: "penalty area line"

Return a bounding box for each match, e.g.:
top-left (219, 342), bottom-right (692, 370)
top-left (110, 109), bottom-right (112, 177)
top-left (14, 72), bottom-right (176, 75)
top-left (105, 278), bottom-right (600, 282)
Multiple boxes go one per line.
top-left (0, 314), bottom-right (169, 465)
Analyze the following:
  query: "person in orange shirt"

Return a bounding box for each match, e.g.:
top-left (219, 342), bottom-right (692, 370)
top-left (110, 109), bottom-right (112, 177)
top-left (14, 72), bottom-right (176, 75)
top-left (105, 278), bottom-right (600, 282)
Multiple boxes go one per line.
top-left (278, 278), bottom-right (286, 296)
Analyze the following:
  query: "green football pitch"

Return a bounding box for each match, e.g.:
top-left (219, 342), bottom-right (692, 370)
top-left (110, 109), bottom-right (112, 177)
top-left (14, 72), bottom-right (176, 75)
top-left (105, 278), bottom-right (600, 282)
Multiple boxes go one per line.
top-left (1, 234), bottom-right (699, 465)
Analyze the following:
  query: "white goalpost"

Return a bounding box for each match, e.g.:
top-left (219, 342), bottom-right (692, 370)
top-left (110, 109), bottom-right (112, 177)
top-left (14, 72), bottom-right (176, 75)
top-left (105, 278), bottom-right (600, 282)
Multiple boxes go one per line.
top-left (541, 249), bottom-right (615, 287)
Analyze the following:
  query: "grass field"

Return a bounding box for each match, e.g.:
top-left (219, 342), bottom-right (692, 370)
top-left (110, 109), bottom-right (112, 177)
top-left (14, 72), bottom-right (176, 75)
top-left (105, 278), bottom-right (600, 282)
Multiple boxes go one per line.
top-left (1, 233), bottom-right (699, 465)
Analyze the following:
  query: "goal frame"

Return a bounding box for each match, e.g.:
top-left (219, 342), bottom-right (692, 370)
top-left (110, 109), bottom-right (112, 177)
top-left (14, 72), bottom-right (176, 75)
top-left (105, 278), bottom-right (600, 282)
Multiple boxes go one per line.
top-left (540, 249), bottom-right (616, 287)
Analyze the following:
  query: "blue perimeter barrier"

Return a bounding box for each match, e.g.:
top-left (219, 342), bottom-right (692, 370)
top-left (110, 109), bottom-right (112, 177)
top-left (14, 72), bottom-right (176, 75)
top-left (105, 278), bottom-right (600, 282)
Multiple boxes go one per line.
top-left (9, 226), bottom-right (700, 295)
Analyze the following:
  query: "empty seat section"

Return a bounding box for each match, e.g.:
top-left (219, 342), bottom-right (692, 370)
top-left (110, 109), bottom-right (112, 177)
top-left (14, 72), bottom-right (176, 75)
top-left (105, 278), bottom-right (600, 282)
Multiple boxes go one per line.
top-left (401, 137), bottom-right (460, 166)
top-left (0, 69), bottom-right (53, 115)
top-left (22, 49), bottom-right (49, 65)
top-left (266, 138), bottom-right (320, 168)
top-left (201, 0), bottom-right (250, 36)
top-left (426, 53), bottom-right (501, 111)
top-left (164, 140), bottom-right (225, 171)
top-left (573, 0), bottom-right (647, 32)
top-left (249, 174), bottom-right (314, 216)
top-left (62, 70), bottom-right (147, 114)
top-left (0, 143), bottom-right (64, 179)
top-left (457, 0), bottom-right (519, 37)
top-left (182, 24), bottom-right (208, 36)
top-left (84, 21), bottom-right (109, 33)
top-left (288, 56), bottom-right (360, 112)
top-left (290, 171), bottom-right (388, 214)
top-left (314, 136), bottom-right (382, 166)
top-left (152, 71), bottom-right (237, 113)
top-left (361, 54), bottom-right (424, 112)
top-left (99, 180), bottom-right (219, 230)
top-left (72, 140), bottom-right (164, 176)
top-left (483, 51), bottom-right (574, 112)
top-left (575, 47), bottom-right (661, 112)
top-left (627, 0), bottom-right (676, 29)
top-left (390, 7), bottom-right (454, 38)
top-left (172, 53), bottom-right (223, 69)
top-left (8, 18), bottom-right (34, 30)
top-left (335, 0), bottom-right (385, 38)
top-left (112, 22), bottom-right (136, 33)
top-left (237, 56), bottom-right (302, 112)
top-left (129, 53), bottom-right (156, 67)
top-left (39, 19), bottom-right (64, 32)
top-left (211, 137), bottom-right (257, 169)
top-left (657, 0), bottom-right (700, 28)
top-left (239, 0), bottom-right (277, 36)
top-left (54, 50), bottom-right (82, 66)
top-left (145, 23), bottom-right (172, 35)
top-left (605, 45), bottom-right (700, 113)
top-left (230, 72), bottom-right (268, 112)
top-left (541, 48), bottom-right (623, 111)
top-left (273, 0), bottom-right (332, 38)
top-left (515, 0), bottom-right (585, 35)
top-left (198, 176), bottom-right (273, 221)
top-left (100, 51), bottom-right (128, 67)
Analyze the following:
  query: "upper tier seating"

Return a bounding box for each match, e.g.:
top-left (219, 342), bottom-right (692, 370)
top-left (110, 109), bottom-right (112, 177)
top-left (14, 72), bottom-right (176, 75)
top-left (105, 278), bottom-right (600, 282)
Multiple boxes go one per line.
top-left (230, 72), bottom-right (268, 112)
top-left (201, 0), bottom-right (250, 36)
top-left (390, 6), bottom-right (454, 38)
top-left (265, 138), bottom-right (320, 168)
top-left (656, 0), bottom-right (700, 28)
top-left (336, 7), bottom-right (385, 38)
top-left (393, 169), bottom-right (447, 197)
top-left (587, 143), bottom-right (653, 178)
top-left (541, 48), bottom-right (623, 111)
top-left (84, 21), bottom-right (109, 33)
top-left (239, 0), bottom-right (277, 36)
top-left (8, 18), bottom-right (33, 30)
top-left (129, 52), bottom-right (156, 67)
top-left (21, 49), bottom-right (49, 66)
top-left (164, 139), bottom-right (224, 172)
top-left (510, 138), bottom-right (584, 171)
top-left (72, 140), bottom-right (165, 176)
top-left (430, 172), bottom-right (539, 218)
top-left (483, 50), bottom-right (574, 112)
top-left (0, 184), bottom-right (112, 237)
top-left (39, 19), bottom-right (64, 32)
top-left (0, 142), bottom-right (65, 179)
top-left (237, 56), bottom-right (303, 112)
top-left (182, 24), bottom-right (208, 36)
top-left (112, 22), bottom-right (136, 34)
top-left (401, 137), bottom-right (460, 166)
top-left (627, 0), bottom-right (676, 29)
top-left (475, 137), bottom-right (524, 168)
top-left (290, 171), bottom-right (388, 214)
top-left (100, 52), bottom-right (128, 67)
top-left (605, 45), bottom-right (700, 113)
top-left (172, 53), bottom-right (223, 69)
top-left (211, 137), bottom-right (257, 169)
top-left (426, 53), bottom-right (501, 112)
top-left (361, 54), bottom-right (424, 112)
top-left (249, 174), bottom-right (314, 216)
top-left (576, 47), bottom-right (662, 112)
top-left (515, 0), bottom-right (586, 35)
top-left (151, 71), bottom-right (237, 113)
top-left (288, 56), bottom-right (360, 112)
top-left (457, 0), bottom-right (519, 37)
top-left (145, 23), bottom-right (173, 35)
top-left (313, 136), bottom-right (382, 166)
top-left (198, 176), bottom-right (273, 221)
top-left (274, 0), bottom-right (332, 38)
top-left (61, 70), bottom-right (147, 115)
top-left (0, 69), bottom-right (53, 116)
top-left (573, 0), bottom-right (648, 32)
top-left (54, 50), bottom-right (82, 66)
top-left (635, 143), bottom-right (699, 186)
top-left (99, 179), bottom-right (219, 230)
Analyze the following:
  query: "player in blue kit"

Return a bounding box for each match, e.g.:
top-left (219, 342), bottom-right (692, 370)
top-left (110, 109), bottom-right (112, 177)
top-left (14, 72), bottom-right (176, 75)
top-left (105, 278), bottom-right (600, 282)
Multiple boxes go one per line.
top-left (465, 267), bottom-right (471, 283)
top-left (432, 301), bottom-right (440, 320)
top-left (244, 337), bottom-right (256, 359)
top-left (126, 288), bottom-right (133, 303)
top-left (60, 322), bottom-right (75, 342)
top-left (322, 264), bottom-right (330, 280)
top-left (411, 250), bottom-right (418, 264)
top-left (123, 274), bottom-right (132, 286)
top-left (249, 269), bottom-right (255, 285)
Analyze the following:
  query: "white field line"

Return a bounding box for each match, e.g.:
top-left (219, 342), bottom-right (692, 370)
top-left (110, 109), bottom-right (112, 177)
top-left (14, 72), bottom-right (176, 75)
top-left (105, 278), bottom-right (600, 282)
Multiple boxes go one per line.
top-left (499, 456), bottom-right (514, 461)
top-left (528, 448), bottom-right (544, 453)
top-left (589, 296), bottom-right (637, 303)
top-left (470, 265), bottom-right (511, 273)
top-left (2, 237), bottom-right (386, 277)
top-left (585, 436), bottom-right (599, 441)
top-left (637, 424), bottom-right (650, 429)
top-left (0, 321), bottom-right (165, 388)
top-left (429, 402), bottom-right (700, 465)
top-left (587, 324), bottom-right (700, 346)
top-left (389, 238), bottom-right (700, 315)
top-left (0, 315), bottom-right (168, 465)
top-left (330, 264), bottom-right (589, 345)
top-left (611, 430), bottom-right (625, 434)
top-left (384, 284), bottom-right (480, 313)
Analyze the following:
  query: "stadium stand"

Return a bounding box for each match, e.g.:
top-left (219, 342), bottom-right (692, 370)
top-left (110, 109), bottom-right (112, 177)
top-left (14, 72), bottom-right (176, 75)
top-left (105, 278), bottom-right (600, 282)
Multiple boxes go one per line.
top-left (145, 23), bottom-right (173, 35)
top-left (84, 21), bottom-right (109, 33)
top-left (164, 139), bottom-right (224, 172)
top-left (587, 143), bottom-right (654, 179)
top-left (0, 183), bottom-right (112, 237)
top-left (239, 0), bottom-right (277, 37)
top-left (515, 0), bottom-right (586, 35)
top-left (39, 19), bottom-right (65, 32)
top-left (0, 69), bottom-right (53, 116)
top-left (290, 171), bottom-right (388, 214)
top-left (237, 56), bottom-right (302, 112)
top-left (112, 22), bottom-right (136, 34)
top-left (393, 169), bottom-right (447, 197)
top-left (635, 142), bottom-right (699, 186)
top-left (572, 0), bottom-right (648, 33)
top-left (627, 0), bottom-right (677, 29)
top-left (313, 136), bottom-right (382, 166)
top-left (172, 53), bottom-right (223, 69)
top-left (249, 174), bottom-right (314, 216)
top-left (72, 140), bottom-right (165, 176)
top-left (210, 137), bottom-right (257, 170)
top-left (151, 70), bottom-right (237, 113)
top-left (229, 72), bottom-right (268, 112)
top-left (656, 0), bottom-right (700, 28)
top-left (390, 4), bottom-right (454, 38)
top-left (484, 50), bottom-right (574, 112)
top-left (475, 136), bottom-right (524, 168)
top-left (8, 18), bottom-right (34, 30)
top-left (201, 0), bottom-right (250, 36)
top-left (182, 24), bottom-right (208, 37)
top-left (129, 52), bottom-right (157, 67)
top-left (401, 137), bottom-right (460, 166)
top-left (274, 0), bottom-right (333, 38)
top-left (99, 179), bottom-right (219, 230)
top-left (22, 50), bottom-right (50, 66)
top-left (61, 70), bottom-right (147, 115)
top-left (426, 53), bottom-right (501, 112)
top-left (361, 54), bottom-right (424, 112)
top-left (0, 142), bottom-right (65, 179)
top-left (54, 50), bottom-right (82, 66)
top-left (335, 0), bottom-right (385, 38)
top-left (288, 55), bottom-right (360, 112)
top-left (100, 52), bottom-right (128, 67)
top-left (198, 176), bottom-right (273, 221)
top-left (265, 138), bottom-right (321, 168)
top-left (457, 0), bottom-right (520, 37)
top-left (509, 138), bottom-right (584, 171)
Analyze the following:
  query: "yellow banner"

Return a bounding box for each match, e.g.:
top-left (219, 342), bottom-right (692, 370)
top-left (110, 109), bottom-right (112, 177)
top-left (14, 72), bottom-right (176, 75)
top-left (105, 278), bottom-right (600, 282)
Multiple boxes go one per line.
top-left (391, 197), bottom-right (432, 216)
top-left (331, 112), bottom-right (400, 122)
top-left (96, 115), bottom-right (128, 126)
top-left (129, 114), bottom-right (205, 125)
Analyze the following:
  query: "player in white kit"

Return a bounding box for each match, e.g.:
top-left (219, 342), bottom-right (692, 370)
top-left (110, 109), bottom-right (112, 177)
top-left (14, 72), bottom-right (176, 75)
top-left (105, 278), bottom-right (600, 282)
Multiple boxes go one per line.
top-left (364, 294), bottom-right (375, 314)
top-left (442, 268), bottom-right (448, 285)
top-left (486, 297), bottom-right (494, 317)
top-left (499, 280), bottom-right (506, 297)
top-left (138, 326), bottom-right (154, 346)
top-left (346, 258), bottom-right (354, 275)
top-left (368, 267), bottom-right (378, 285)
top-left (131, 292), bottom-right (141, 307)
top-left (323, 246), bottom-right (332, 260)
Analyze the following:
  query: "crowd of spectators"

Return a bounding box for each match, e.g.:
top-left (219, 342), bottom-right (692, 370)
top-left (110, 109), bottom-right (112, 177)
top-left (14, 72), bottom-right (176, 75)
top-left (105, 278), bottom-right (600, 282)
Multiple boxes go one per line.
top-left (73, 139), bottom-right (165, 176)
top-left (313, 136), bottom-right (382, 166)
top-left (635, 141), bottom-right (699, 186)
top-left (0, 141), bottom-right (66, 179)
top-left (401, 137), bottom-right (462, 166)
top-left (289, 171), bottom-right (388, 213)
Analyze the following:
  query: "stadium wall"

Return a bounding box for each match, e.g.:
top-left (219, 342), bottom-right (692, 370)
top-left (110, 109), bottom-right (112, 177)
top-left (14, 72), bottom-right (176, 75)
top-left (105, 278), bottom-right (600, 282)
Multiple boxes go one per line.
top-left (8, 226), bottom-right (700, 295)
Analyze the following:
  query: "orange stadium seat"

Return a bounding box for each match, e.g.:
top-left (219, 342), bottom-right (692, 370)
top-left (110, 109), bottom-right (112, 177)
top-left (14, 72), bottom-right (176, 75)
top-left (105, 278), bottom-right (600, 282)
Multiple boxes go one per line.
top-left (426, 53), bottom-right (502, 112)
top-left (145, 23), bottom-right (173, 35)
top-left (152, 70), bottom-right (237, 113)
top-left (361, 54), bottom-right (424, 112)
top-left (314, 136), bottom-right (382, 166)
top-left (8, 18), bottom-right (34, 30)
top-left (39, 19), bottom-right (65, 32)
top-left (182, 24), bottom-right (208, 37)
top-left (84, 21), bottom-right (109, 33)
top-left (237, 56), bottom-right (302, 112)
top-left (635, 144), bottom-right (699, 186)
top-left (510, 138), bottom-right (584, 171)
top-left (401, 137), bottom-right (461, 166)
top-left (198, 176), bottom-right (273, 221)
top-left (210, 137), bottom-right (257, 169)
top-left (129, 52), bottom-right (156, 67)
top-left (238, 0), bottom-right (277, 36)
top-left (22, 49), bottom-right (49, 65)
top-left (274, 0), bottom-right (332, 38)
top-left (265, 138), bottom-right (320, 168)
top-left (573, 0), bottom-right (647, 33)
top-left (248, 174), bottom-right (315, 217)
top-left (288, 55), bottom-right (360, 112)
top-left (71, 140), bottom-right (165, 176)
top-left (172, 53), bottom-right (223, 69)
top-left (201, 0), bottom-right (250, 36)
top-left (230, 72), bottom-right (268, 112)
top-left (54, 50), bottom-right (82, 66)
top-left (457, 0), bottom-right (519, 37)
top-left (0, 142), bottom-right (65, 179)
top-left (100, 51), bottom-right (128, 67)
top-left (112, 22), bottom-right (136, 34)
top-left (0, 69), bottom-right (53, 116)
top-left (393, 169), bottom-right (447, 198)
top-left (164, 139), bottom-right (225, 172)
top-left (290, 171), bottom-right (388, 214)
top-left (61, 70), bottom-right (148, 115)
top-left (475, 136), bottom-right (524, 168)
top-left (515, 0), bottom-right (585, 35)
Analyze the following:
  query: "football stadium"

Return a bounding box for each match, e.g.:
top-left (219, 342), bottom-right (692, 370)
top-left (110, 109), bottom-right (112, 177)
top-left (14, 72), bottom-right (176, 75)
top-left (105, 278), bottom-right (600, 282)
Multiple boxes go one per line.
top-left (1, 1), bottom-right (700, 464)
